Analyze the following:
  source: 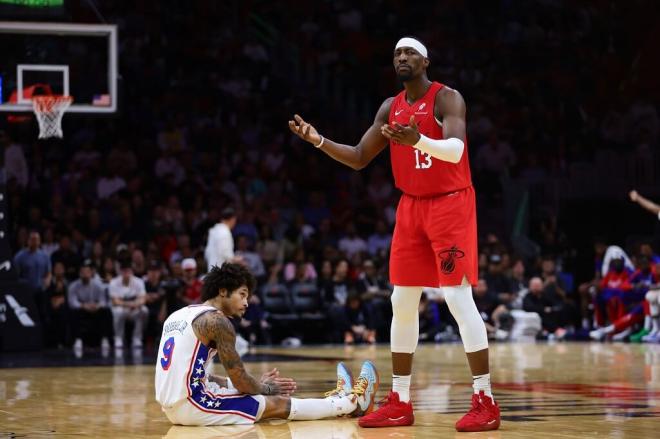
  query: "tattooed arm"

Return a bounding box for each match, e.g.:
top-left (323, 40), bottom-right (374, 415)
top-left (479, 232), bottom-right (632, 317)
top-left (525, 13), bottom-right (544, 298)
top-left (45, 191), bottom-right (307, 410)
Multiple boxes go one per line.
top-left (192, 311), bottom-right (279, 395)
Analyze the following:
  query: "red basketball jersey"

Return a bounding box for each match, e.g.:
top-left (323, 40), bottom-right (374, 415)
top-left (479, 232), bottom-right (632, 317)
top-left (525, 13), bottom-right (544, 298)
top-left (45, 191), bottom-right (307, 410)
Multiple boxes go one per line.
top-left (388, 81), bottom-right (472, 196)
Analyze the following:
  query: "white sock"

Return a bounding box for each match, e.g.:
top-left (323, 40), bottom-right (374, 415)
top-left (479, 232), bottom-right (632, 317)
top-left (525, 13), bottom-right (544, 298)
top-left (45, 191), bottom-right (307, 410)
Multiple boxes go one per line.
top-left (473, 373), bottom-right (493, 399)
top-left (392, 374), bottom-right (411, 402)
top-left (287, 396), bottom-right (356, 420)
top-left (643, 315), bottom-right (651, 331)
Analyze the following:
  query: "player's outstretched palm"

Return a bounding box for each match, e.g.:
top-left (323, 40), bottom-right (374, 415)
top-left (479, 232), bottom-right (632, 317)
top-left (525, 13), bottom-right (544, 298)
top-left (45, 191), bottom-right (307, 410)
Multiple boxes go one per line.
top-left (288, 114), bottom-right (321, 146)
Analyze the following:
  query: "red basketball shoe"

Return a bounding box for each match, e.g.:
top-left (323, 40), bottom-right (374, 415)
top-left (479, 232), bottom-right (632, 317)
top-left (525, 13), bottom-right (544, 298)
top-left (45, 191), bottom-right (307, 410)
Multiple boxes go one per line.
top-left (455, 391), bottom-right (500, 432)
top-left (358, 391), bottom-right (414, 427)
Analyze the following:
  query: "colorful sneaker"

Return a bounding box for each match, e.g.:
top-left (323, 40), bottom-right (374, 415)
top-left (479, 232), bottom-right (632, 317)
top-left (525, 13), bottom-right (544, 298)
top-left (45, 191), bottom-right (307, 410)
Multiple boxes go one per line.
top-left (351, 361), bottom-right (380, 416)
top-left (325, 362), bottom-right (354, 398)
top-left (630, 328), bottom-right (650, 343)
top-left (358, 390), bottom-right (414, 427)
top-left (455, 391), bottom-right (500, 432)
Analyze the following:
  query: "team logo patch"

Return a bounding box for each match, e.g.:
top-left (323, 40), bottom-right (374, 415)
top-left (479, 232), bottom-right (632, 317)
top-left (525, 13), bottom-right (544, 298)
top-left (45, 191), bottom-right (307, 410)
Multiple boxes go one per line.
top-left (438, 246), bottom-right (465, 274)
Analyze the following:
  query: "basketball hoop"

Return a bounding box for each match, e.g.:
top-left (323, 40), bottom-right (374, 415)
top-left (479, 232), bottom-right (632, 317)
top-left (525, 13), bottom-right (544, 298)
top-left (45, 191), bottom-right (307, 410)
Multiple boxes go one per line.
top-left (32, 95), bottom-right (73, 139)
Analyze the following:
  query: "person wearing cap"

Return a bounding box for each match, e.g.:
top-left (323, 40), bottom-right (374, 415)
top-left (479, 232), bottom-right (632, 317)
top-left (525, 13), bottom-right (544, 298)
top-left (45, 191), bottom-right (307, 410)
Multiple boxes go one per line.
top-left (109, 259), bottom-right (148, 349)
top-left (68, 259), bottom-right (113, 352)
top-left (204, 207), bottom-right (239, 270)
top-left (180, 258), bottom-right (203, 305)
top-left (289, 36), bottom-right (499, 431)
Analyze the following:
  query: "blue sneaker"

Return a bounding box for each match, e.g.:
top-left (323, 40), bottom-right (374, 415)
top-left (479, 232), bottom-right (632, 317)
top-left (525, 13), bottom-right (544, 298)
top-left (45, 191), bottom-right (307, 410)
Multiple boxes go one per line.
top-left (325, 362), bottom-right (354, 398)
top-left (351, 360), bottom-right (380, 415)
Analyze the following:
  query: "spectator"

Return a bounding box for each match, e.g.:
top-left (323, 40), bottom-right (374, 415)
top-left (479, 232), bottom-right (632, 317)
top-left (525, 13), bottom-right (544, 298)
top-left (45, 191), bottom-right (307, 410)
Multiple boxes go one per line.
top-left (356, 259), bottom-right (391, 340)
top-left (523, 277), bottom-right (569, 340)
top-left (180, 258), bottom-right (203, 305)
top-left (68, 259), bottom-right (112, 352)
top-left (484, 254), bottom-right (513, 303)
top-left (51, 234), bottom-right (82, 282)
top-left (235, 235), bottom-right (266, 281)
top-left (109, 260), bottom-right (148, 349)
top-left (343, 293), bottom-right (376, 344)
top-left (418, 292), bottom-right (443, 342)
top-left (284, 247), bottom-right (317, 282)
top-left (44, 261), bottom-right (68, 348)
top-left (472, 278), bottom-right (503, 338)
top-left (1, 130), bottom-right (28, 188)
top-left (367, 220), bottom-right (392, 257)
top-left (338, 223), bottom-right (367, 259)
top-left (144, 260), bottom-right (166, 344)
top-left (13, 231), bottom-right (51, 316)
top-left (321, 259), bottom-right (354, 343)
top-left (204, 207), bottom-right (238, 269)
top-left (595, 257), bottom-right (632, 328)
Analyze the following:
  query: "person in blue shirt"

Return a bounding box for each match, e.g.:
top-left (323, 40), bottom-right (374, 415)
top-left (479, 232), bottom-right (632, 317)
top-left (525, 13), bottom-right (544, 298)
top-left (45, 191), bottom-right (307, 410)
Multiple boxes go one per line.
top-left (13, 230), bottom-right (51, 292)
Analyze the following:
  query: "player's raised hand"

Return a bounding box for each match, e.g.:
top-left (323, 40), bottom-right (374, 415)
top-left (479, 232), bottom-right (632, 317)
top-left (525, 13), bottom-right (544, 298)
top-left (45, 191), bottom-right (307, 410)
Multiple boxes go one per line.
top-left (288, 114), bottom-right (322, 146)
top-left (381, 115), bottom-right (421, 146)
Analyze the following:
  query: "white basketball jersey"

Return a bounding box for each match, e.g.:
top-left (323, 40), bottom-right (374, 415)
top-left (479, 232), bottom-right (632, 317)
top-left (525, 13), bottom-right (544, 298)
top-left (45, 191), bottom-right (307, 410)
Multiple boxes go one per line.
top-left (155, 304), bottom-right (218, 408)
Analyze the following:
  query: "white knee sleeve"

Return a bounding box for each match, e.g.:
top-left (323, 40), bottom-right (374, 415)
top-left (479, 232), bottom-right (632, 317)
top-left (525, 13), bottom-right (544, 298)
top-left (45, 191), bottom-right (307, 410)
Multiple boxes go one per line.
top-left (390, 285), bottom-right (423, 354)
top-left (443, 285), bottom-right (489, 353)
top-left (647, 290), bottom-right (660, 315)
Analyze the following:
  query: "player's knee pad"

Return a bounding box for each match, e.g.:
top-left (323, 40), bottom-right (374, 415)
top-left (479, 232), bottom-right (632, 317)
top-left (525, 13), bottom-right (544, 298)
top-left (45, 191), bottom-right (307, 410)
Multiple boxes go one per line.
top-left (390, 285), bottom-right (423, 354)
top-left (443, 284), bottom-right (489, 353)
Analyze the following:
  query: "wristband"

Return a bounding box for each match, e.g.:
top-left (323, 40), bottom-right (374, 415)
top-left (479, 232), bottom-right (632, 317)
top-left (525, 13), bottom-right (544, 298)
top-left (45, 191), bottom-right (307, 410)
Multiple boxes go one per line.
top-left (314, 135), bottom-right (325, 148)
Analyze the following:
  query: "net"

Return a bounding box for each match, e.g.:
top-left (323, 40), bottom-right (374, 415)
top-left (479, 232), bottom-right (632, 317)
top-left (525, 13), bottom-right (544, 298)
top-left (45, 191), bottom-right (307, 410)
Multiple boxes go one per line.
top-left (32, 95), bottom-right (73, 139)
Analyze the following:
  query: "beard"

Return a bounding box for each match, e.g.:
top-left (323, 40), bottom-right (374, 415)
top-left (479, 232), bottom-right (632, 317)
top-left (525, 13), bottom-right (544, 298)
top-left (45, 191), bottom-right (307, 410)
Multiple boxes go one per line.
top-left (396, 70), bottom-right (414, 82)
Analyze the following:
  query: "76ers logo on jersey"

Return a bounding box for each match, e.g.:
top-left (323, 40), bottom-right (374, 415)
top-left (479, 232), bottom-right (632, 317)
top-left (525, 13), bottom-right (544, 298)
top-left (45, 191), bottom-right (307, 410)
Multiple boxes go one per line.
top-left (438, 246), bottom-right (465, 274)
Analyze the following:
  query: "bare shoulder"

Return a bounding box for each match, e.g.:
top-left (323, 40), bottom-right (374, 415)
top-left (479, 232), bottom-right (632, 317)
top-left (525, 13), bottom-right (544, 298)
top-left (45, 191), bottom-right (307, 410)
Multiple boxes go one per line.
top-left (435, 85), bottom-right (466, 117)
top-left (374, 97), bottom-right (396, 123)
top-left (192, 310), bottom-right (235, 349)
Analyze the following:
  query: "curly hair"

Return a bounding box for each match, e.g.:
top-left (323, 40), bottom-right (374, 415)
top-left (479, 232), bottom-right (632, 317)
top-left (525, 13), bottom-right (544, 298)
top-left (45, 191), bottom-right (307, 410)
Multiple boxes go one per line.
top-left (201, 262), bottom-right (256, 301)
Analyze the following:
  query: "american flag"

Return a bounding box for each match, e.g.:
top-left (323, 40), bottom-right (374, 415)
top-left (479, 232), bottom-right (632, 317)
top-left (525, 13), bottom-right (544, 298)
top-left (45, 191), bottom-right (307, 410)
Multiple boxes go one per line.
top-left (92, 94), bottom-right (111, 106)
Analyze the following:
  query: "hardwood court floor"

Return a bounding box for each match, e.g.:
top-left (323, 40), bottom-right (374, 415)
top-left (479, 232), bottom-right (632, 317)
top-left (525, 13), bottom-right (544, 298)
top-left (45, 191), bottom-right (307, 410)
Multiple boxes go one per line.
top-left (1, 343), bottom-right (659, 438)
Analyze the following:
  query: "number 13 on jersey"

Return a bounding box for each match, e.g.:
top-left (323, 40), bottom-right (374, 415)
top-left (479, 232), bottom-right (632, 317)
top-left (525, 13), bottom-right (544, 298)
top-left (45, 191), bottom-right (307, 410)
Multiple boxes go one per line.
top-left (414, 150), bottom-right (432, 169)
top-left (160, 336), bottom-right (175, 370)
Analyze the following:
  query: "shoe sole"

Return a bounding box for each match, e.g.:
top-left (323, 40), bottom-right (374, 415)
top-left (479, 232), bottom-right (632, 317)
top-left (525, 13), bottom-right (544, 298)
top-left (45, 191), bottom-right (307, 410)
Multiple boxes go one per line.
top-left (361, 360), bottom-right (380, 415)
top-left (456, 418), bottom-right (500, 432)
top-left (359, 414), bottom-right (414, 428)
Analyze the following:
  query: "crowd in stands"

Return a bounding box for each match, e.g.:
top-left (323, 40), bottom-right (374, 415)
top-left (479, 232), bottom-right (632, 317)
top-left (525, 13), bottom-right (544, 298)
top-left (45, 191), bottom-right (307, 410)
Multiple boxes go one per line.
top-left (3, 0), bottom-right (660, 352)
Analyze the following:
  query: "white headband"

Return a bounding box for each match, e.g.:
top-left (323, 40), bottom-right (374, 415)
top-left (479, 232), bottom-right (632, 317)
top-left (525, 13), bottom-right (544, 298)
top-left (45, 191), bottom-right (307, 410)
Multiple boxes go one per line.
top-left (395, 37), bottom-right (428, 58)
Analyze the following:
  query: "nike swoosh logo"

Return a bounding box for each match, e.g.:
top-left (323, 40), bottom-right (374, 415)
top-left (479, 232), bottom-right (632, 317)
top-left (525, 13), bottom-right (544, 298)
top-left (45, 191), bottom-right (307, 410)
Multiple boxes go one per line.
top-left (488, 420), bottom-right (497, 424)
top-left (388, 416), bottom-right (407, 421)
top-left (395, 110), bottom-right (403, 116)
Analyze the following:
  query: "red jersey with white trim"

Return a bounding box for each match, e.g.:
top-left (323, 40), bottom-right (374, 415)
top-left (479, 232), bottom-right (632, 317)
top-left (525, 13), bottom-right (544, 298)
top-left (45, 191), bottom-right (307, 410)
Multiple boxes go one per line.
top-left (388, 81), bottom-right (472, 196)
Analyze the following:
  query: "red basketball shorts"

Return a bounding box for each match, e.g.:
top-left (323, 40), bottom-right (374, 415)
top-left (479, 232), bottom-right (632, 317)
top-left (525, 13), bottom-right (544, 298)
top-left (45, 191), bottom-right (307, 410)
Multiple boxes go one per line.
top-left (389, 186), bottom-right (478, 287)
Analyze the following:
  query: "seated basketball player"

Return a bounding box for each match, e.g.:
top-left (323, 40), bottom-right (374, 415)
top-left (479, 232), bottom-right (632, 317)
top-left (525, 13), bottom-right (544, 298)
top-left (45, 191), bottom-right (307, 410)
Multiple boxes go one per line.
top-left (154, 262), bottom-right (379, 425)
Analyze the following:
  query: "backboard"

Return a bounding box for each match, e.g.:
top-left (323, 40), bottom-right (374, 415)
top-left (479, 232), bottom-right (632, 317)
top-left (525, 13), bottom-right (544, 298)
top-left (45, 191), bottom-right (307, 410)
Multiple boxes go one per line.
top-left (0, 21), bottom-right (117, 113)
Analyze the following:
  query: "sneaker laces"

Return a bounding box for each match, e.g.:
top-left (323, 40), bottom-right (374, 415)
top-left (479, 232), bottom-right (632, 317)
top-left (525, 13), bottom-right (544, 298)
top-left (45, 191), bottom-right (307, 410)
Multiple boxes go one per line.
top-left (351, 376), bottom-right (369, 396)
top-left (324, 377), bottom-right (346, 398)
top-left (373, 391), bottom-right (399, 409)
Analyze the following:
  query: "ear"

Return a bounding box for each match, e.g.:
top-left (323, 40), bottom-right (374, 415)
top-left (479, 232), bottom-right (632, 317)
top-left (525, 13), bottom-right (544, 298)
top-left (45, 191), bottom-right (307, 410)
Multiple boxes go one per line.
top-left (423, 58), bottom-right (430, 69)
top-left (219, 288), bottom-right (227, 298)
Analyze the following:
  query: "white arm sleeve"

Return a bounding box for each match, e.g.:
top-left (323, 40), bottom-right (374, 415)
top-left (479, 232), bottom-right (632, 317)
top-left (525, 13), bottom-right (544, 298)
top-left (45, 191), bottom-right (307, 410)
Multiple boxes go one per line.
top-left (413, 134), bottom-right (464, 164)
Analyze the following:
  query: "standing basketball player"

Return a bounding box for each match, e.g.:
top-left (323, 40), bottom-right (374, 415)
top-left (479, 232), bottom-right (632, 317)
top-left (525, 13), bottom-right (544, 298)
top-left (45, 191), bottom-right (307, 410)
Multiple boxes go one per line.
top-left (155, 262), bottom-right (379, 425)
top-left (289, 37), bottom-right (499, 432)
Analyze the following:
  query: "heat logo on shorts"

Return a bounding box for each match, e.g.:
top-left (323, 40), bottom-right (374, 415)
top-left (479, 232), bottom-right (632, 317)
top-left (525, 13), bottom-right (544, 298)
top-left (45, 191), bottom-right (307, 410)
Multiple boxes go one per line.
top-left (438, 246), bottom-right (464, 274)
